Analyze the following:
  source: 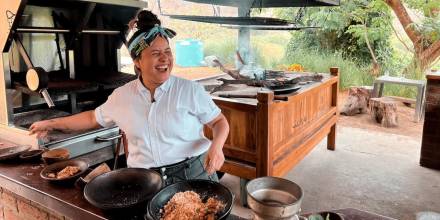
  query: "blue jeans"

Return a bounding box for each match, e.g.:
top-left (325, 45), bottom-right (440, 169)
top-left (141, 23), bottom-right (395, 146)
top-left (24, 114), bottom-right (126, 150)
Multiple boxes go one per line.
top-left (151, 152), bottom-right (219, 186)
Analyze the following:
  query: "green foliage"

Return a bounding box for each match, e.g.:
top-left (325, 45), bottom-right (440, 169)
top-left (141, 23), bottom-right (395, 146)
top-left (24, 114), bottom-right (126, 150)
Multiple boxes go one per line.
top-left (410, 16), bottom-right (440, 43)
top-left (405, 0), bottom-right (440, 17)
top-left (203, 31), bottom-right (289, 69)
top-left (278, 0), bottom-right (393, 66)
top-left (203, 38), bottom-right (237, 64)
top-left (284, 46), bottom-right (373, 90)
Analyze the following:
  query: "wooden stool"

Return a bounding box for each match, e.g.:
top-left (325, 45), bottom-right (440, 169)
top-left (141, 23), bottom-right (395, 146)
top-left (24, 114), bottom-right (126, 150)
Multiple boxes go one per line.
top-left (369, 97), bottom-right (398, 127)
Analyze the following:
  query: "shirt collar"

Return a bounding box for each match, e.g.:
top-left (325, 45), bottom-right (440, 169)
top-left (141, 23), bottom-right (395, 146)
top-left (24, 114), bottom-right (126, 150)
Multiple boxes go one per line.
top-left (136, 75), bottom-right (173, 95)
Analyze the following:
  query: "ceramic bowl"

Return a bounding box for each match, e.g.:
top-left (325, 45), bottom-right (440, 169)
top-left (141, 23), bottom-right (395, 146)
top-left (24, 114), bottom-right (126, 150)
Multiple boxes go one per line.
top-left (41, 148), bottom-right (70, 164)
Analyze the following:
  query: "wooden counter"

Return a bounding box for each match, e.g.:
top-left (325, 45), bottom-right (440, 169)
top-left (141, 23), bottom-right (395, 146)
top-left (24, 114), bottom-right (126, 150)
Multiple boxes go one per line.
top-left (0, 140), bottom-right (243, 220)
top-left (202, 68), bottom-right (339, 179)
top-left (0, 145), bottom-right (106, 219)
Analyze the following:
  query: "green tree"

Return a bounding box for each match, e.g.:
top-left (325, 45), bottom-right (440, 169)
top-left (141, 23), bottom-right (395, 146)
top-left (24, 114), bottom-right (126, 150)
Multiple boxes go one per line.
top-left (278, 0), bottom-right (393, 76)
top-left (384, 0), bottom-right (440, 78)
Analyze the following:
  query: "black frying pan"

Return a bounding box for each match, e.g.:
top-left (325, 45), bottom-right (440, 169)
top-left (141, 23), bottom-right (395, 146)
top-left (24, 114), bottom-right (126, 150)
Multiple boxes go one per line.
top-left (26, 67), bottom-right (48, 91)
top-left (84, 168), bottom-right (163, 211)
top-left (0, 145), bottom-right (31, 161)
top-left (25, 67), bottom-right (54, 107)
top-left (148, 179), bottom-right (234, 220)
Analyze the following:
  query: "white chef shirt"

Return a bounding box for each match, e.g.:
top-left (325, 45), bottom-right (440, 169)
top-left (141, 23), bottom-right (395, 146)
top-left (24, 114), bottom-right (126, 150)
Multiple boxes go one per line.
top-left (94, 75), bottom-right (221, 168)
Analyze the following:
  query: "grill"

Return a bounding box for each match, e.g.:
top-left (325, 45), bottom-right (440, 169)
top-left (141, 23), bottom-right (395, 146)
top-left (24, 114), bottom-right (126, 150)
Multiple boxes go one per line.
top-left (0, 0), bottom-right (146, 165)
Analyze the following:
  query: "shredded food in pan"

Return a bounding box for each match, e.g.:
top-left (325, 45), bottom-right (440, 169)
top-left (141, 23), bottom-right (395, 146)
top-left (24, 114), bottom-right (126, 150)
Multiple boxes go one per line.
top-left (47, 166), bottom-right (81, 179)
top-left (160, 191), bottom-right (225, 220)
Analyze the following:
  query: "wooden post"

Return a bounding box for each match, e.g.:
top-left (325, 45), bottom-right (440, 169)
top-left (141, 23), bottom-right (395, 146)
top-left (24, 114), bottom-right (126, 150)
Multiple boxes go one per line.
top-left (420, 72), bottom-right (440, 169)
top-left (327, 67), bottom-right (339, 150)
top-left (256, 90), bottom-right (274, 177)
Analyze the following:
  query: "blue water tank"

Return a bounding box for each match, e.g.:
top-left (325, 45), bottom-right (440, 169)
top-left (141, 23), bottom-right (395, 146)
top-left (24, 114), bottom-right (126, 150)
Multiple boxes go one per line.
top-left (175, 39), bottom-right (204, 67)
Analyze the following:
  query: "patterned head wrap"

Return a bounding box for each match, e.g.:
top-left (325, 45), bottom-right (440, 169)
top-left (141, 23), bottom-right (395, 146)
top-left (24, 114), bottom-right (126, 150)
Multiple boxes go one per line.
top-left (128, 24), bottom-right (176, 59)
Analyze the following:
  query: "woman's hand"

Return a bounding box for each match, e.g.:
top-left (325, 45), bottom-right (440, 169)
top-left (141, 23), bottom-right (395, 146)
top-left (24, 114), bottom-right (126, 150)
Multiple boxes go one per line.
top-left (28, 111), bottom-right (101, 139)
top-left (29, 120), bottom-right (54, 138)
top-left (204, 113), bottom-right (229, 175)
top-left (204, 145), bottom-right (225, 175)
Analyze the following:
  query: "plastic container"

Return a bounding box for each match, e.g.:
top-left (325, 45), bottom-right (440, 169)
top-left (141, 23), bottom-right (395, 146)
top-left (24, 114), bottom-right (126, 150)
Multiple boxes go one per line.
top-left (175, 39), bottom-right (204, 67)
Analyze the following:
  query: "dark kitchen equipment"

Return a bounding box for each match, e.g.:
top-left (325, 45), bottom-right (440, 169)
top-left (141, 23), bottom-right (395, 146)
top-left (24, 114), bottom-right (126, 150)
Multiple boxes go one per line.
top-left (219, 93), bottom-right (288, 101)
top-left (84, 168), bottom-right (163, 211)
top-left (12, 34), bottom-right (56, 108)
top-left (148, 179), bottom-right (234, 220)
top-left (246, 176), bottom-right (303, 220)
top-left (168, 15), bottom-right (293, 25)
top-left (0, 145), bottom-right (32, 161)
top-left (222, 24), bottom-right (320, 30)
top-left (40, 159), bottom-right (89, 184)
top-left (19, 149), bottom-right (45, 162)
top-left (1, 0), bottom-right (145, 167)
top-left (266, 85), bottom-right (302, 95)
top-left (183, 0), bottom-right (340, 7)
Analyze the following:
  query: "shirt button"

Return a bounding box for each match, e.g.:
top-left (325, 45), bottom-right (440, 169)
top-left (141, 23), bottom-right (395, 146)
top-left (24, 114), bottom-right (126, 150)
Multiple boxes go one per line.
top-left (163, 175), bottom-right (167, 180)
top-left (161, 167), bottom-right (166, 172)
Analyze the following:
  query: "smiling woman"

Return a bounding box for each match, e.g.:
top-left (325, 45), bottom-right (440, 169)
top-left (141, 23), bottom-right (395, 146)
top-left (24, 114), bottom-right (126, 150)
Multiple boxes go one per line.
top-left (29, 10), bottom-right (230, 187)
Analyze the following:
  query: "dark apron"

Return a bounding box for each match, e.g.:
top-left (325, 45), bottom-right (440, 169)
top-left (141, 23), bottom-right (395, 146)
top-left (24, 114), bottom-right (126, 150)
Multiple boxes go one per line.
top-left (151, 152), bottom-right (219, 186)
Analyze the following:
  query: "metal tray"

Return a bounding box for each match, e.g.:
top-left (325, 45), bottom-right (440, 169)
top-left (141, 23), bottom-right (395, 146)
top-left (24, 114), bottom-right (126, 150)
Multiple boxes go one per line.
top-left (267, 85), bottom-right (302, 95)
top-left (168, 15), bottom-right (293, 25)
top-left (183, 0), bottom-right (340, 7)
top-left (222, 24), bottom-right (320, 30)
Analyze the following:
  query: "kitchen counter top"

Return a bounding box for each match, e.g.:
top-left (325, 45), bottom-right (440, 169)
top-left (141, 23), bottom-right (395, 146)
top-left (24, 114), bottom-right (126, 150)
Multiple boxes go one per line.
top-left (0, 140), bottom-right (395, 220)
top-left (0, 139), bottom-right (244, 220)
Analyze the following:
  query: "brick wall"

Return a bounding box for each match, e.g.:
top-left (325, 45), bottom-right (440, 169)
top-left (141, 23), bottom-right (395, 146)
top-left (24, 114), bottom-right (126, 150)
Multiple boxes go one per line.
top-left (0, 187), bottom-right (70, 220)
top-left (420, 78), bottom-right (440, 169)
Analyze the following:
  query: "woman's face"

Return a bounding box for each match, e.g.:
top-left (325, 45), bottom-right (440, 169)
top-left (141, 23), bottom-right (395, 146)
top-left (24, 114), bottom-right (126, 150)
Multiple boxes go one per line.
top-left (134, 36), bottom-right (173, 88)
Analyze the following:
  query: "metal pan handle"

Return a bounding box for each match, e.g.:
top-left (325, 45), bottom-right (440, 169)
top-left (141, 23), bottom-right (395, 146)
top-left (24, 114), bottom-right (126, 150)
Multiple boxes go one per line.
top-left (95, 134), bottom-right (122, 142)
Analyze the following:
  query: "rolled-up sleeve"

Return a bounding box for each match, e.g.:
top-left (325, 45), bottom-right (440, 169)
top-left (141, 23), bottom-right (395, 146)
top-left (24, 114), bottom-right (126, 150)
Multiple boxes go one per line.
top-left (94, 92), bottom-right (117, 128)
top-left (193, 83), bottom-right (221, 124)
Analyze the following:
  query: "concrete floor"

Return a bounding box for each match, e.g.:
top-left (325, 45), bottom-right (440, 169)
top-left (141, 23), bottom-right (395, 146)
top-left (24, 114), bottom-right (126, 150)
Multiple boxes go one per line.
top-left (220, 126), bottom-right (440, 220)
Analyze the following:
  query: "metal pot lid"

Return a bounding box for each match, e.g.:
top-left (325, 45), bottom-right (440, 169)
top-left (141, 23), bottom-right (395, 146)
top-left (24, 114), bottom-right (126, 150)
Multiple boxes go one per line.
top-left (168, 15), bottom-right (293, 26)
top-left (183, 0), bottom-right (340, 7)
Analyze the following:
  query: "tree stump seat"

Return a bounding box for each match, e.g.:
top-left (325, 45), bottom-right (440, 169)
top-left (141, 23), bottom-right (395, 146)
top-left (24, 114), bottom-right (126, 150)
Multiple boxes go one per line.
top-left (341, 86), bottom-right (373, 116)
top-left (369, 97), bottom-right (398, 127)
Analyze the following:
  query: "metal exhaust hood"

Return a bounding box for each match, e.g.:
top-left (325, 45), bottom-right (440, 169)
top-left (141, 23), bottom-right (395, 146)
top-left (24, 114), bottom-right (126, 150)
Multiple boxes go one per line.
top-left (221, 24), bottom-right (320, 30)
top-left (167, 15), bottom-right (293, 25)
top-left (183, 0), bottom-right (340, 7)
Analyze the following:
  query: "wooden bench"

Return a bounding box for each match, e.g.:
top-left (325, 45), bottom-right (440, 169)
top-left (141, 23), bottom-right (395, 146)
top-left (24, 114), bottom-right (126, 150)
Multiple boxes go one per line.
top-left (372, 75), bottom-right (426, 122)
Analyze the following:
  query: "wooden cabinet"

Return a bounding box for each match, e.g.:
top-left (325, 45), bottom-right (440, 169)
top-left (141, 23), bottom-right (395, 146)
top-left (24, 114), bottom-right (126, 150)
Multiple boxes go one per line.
top-left (420, 72), bottom-right (440, 170)
top-left (203, 68), bottom-right (339, 179)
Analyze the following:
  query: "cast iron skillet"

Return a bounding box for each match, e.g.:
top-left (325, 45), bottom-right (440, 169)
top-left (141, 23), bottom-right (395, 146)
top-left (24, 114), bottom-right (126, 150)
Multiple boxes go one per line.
top-left (84, 168), bottom-right (163, 210)
top-left (148, 179), bottom-right (234, 220)
top-left (0, 145), bottom-right (31, 161)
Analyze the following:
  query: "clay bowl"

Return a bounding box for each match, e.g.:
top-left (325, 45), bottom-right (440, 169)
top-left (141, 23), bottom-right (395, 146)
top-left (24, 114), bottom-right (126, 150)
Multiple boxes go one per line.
top-left (42, 148), bottom-right (70, 164)
top-left (19, 149), bottom-right (45, 162)
top-left (40, 159), bottom-right (88, 185)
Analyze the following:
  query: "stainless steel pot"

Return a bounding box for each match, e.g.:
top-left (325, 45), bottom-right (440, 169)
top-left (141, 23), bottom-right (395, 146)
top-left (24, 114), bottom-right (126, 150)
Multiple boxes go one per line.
top-left (246, 176), bottom-right (303, 220)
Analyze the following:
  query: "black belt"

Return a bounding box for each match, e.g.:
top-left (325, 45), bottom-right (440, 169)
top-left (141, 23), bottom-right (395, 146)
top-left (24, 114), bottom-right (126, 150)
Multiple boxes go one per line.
top-left (150, 154), bottom-right (202, 180)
